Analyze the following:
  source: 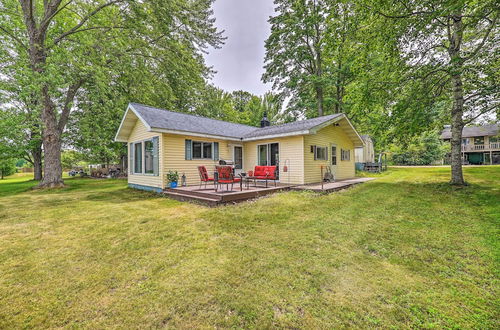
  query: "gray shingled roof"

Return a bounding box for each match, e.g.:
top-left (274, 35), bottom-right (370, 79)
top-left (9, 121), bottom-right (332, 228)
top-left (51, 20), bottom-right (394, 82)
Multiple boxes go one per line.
top-left (242, 114), bottom-right (342, 138)
top-left (440, 124), bottom-right (499, 139)
top-left (130, 103), bottom-right (343, 139)
top-left (131, 103), bottom-right (257, 139)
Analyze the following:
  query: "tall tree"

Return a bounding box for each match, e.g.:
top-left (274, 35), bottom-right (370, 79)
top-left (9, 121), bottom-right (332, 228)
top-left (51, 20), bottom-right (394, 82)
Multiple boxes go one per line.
top-left (370, 0), bottom-right (499, 185)
top-left (0, 0), bottom-right (223, 188)
top-left (264, 0), bottom-right (330, 117)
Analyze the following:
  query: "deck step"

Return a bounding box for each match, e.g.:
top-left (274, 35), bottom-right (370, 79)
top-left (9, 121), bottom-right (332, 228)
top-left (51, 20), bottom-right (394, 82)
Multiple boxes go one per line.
top-left (164, 188), bottom-right (223, 200)
top-left (163, 190), bottom-right (221, 206)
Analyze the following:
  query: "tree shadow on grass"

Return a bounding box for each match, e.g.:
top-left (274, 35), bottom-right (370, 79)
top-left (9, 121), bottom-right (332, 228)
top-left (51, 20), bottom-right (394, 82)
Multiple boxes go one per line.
top-left (83, 187), bottom-right (162, 204)
top-left (0, 180), bottom-right (39, 198)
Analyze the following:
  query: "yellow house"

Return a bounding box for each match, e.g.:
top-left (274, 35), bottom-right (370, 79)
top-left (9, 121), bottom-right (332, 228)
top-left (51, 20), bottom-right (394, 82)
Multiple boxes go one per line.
top-left (115, 103), bottom-right (364, 192)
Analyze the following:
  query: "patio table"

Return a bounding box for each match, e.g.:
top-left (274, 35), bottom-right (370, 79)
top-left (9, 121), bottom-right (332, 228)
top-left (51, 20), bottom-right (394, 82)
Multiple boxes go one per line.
top-left (238, 174), bottom-right (251, 190)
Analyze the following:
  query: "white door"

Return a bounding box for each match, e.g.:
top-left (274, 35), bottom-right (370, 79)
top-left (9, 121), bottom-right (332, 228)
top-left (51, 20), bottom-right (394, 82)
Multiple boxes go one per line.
top-left (233, 146), bottom-right (243, 175)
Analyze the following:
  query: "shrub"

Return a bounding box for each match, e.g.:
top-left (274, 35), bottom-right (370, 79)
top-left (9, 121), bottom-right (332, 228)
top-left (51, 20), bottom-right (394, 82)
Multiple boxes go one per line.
top-left (389, 132), bottom-right (446, 165)
top-left (0, 159), bottom-right (17, 179)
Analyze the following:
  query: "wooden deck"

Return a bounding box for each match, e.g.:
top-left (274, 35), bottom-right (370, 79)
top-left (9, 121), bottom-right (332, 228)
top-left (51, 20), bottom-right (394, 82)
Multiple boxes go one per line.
top-left (163, 178), bottom-right (375, 205)
top-left (163, 183), bottom-right (292, 206)
top-left (291, 177), bottom-right (375, 193)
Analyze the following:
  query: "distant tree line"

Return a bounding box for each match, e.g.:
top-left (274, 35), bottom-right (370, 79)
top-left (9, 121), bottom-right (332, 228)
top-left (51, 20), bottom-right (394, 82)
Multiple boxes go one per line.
top-left (0, 0), bottom-right (497, 186)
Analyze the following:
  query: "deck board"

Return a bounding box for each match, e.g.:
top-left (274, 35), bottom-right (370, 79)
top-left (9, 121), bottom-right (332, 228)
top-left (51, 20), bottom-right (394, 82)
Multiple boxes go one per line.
top-left (291, 177), bottom-right (375, 193)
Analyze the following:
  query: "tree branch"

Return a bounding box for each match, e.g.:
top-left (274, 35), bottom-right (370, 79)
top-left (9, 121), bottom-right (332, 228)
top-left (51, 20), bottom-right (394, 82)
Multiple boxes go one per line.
top-left (19, 0), bottom-right (38, 39)
top-left (40, 0), bottom-right (72, 33)
top-left (52, 0), bottom-right (124, 45)
top-left (463, 103), bottom-right (499, 124)
top-left (0, 25), bottom-right (28, 49)
top-left (58, 80), bottom-right (83, 132)
top-left (463, 13), bottom-right (498, 62)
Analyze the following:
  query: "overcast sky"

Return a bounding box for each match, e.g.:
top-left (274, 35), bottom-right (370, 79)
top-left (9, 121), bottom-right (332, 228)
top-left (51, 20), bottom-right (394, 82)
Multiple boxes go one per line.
top-left (204, 0), bottom-right (275, 96)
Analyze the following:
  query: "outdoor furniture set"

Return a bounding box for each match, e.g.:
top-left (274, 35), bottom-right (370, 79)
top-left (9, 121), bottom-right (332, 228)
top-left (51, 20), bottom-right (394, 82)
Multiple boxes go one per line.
top-left (197, 165), bottom-right (278, 192)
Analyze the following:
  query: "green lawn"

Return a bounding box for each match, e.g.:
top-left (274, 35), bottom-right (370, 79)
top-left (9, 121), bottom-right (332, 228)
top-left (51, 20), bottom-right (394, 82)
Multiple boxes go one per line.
top-left (0, 168), bottom-right (498, 328)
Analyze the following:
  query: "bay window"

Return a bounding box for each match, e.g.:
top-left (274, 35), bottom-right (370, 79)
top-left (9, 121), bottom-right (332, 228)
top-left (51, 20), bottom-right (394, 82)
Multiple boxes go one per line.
top-left (144, 140), bottom-right (154, 174)
top-left (134, 142), bottom-right (142, 173)
top-left (131, 137), bottom-right (159, 176)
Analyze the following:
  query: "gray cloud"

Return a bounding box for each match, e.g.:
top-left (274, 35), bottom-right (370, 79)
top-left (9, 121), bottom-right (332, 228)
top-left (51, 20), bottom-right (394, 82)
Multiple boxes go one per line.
top-left (204, 0), bottom-right (275, 96)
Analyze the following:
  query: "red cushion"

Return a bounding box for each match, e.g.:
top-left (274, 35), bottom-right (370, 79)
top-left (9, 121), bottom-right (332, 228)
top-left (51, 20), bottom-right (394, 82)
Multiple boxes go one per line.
top-left (253, 166), bottom-right (276, 178)
top-left (219, 178), bottom-right (240, 183)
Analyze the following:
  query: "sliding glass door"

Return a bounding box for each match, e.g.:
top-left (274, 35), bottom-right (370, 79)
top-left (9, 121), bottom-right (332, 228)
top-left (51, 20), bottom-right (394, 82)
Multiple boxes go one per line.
top-left (257, 143), bottom-right (279, 178)
top-left (258, 145), bottom-right (268, 166)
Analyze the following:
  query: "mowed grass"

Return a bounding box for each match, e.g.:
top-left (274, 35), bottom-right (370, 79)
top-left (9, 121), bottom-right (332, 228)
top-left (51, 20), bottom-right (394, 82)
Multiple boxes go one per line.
top-left (0, 168), bottom-right (498, 328)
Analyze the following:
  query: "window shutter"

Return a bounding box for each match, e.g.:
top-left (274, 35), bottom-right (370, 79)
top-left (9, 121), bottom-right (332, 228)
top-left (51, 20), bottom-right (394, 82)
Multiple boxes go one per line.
top-left (313, 146), bottom-right (317, 160)
top-left (129, 143), bottom-right (133, 174)
top-left (213, 142), bottom-right (219, 160)
top-left (185, 139), bottom-right (192, 160)
top-left (325, 147), bottom-right (328, 161)
top-left (153, 136), bottom-right (159, 176)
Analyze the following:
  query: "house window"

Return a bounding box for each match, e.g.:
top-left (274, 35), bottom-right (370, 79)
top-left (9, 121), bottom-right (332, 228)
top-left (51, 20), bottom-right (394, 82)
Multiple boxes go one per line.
top-left (489, 136), bottom-right (499, 143)
top-left (258, 144), bottom-right (268, 166)
top-left (315, 146), bottom-right (328, 160)
top-left (331, 146), bottom-right (337, 165)
top-left (192, 141), bottom-right (212, 159)
top-left (474, 137), bottom-right (484, 145)
top-left (134, 142), bottom-right (142, 173)
top-left (144, 140), bottom-right (154, 174)
top-left (132, 137), bottom-right (159, 176)
top-left (341, 149), bottom-right (350, 161)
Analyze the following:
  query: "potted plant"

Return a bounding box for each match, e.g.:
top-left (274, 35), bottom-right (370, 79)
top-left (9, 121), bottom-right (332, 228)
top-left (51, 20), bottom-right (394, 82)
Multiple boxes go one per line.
top-left (166, 170), bottom-right (179, 188)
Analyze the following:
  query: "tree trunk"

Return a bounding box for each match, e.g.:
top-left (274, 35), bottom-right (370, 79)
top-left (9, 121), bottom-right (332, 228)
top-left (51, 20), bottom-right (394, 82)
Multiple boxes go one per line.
top-left (316, 86), bottom-right (324, 116)
top-left (32, 144), bottom-right (43, 181)
top-left (335, 60), bottom-right (342, 113)
top-left (450, 73), bottom-right (465, 185)
top-left (38, 88), bottom-right (64, 188)
top-left (448, 13), bottom-right (465, 185)
top-left (39, 130), bottom-right (63, 188)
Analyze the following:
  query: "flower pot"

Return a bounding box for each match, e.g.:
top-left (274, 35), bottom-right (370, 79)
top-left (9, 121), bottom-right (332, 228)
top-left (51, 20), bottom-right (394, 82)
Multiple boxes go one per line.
top-left (169, 181), bottom-right (178, 188)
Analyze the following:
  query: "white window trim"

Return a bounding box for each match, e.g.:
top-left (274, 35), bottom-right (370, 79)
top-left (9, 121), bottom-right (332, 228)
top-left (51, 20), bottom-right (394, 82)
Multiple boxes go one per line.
top-left (143, 139), bottom-right (155, 176)
top-left (341, 149), bottom-right (351, 161)
top-left (331, 144), bottom-right (338, 166)
top-left (233, 145), bottom-right (243, 170)
top-left (133, 141), bottom-right (143, 175)
top-left (132, 137), bottom-right (157, 176)
top-left (256, 142), bottom-right (280, 166)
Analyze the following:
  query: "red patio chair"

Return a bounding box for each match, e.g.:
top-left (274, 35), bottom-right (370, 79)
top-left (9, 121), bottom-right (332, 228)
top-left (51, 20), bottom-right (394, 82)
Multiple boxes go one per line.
top-left (215, 165), bottom-right (241, 192)
top-left (197, 166), bottom-right (215, 189)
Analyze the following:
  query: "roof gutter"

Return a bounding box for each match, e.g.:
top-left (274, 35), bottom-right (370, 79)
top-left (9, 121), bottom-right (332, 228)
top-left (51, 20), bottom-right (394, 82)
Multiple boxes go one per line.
top-left (149, 127), bottom-right (242, 141)
top-left (241, 130), bottom-right (311, 141)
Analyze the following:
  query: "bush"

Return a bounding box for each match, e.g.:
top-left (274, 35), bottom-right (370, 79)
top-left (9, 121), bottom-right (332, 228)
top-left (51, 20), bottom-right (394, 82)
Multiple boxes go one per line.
top-left (0, 159), bottom-right (17, 179)
top-left (389, 132), bottom-right (447, 165)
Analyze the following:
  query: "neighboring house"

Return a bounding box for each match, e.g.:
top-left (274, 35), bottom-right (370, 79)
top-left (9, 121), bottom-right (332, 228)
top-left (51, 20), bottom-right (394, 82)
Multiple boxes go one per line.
top-left (440, 124), bottom-right (500, 165)
top-left (115, 103), bottom-right (364, 192)
top-left (355, 135), bottom-right (375, 163)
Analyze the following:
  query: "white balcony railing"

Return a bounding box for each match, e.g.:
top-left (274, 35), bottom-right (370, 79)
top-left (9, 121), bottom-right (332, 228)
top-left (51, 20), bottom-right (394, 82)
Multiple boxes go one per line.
top-left (461, 143), bottom-right (500, 152)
